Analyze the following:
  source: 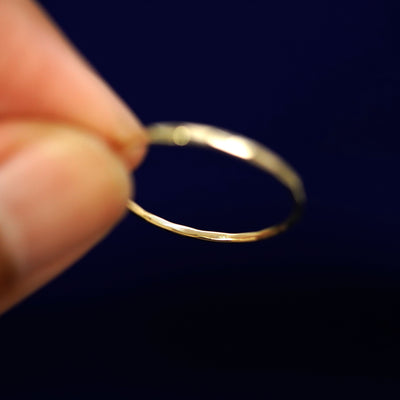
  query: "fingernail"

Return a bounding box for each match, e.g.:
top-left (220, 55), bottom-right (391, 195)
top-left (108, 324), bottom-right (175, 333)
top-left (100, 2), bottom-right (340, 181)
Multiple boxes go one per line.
top-left (0, 123), bottom-right (131, 273)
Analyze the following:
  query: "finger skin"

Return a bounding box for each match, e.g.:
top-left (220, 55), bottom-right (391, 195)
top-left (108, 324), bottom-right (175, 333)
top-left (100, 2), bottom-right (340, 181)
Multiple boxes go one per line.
top-left (0, 1), bottom-right (147, 314)
top-left (0, 0), bottom-right (148, 169)
top-left (0, 122), bottom-right (132, 315)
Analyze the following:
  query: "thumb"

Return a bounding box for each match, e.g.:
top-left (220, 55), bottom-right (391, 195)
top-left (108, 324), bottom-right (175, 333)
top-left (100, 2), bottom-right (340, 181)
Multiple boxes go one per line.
top-left (0, 0), bottom-right (148, 314)
top-left (0, 121), bottom-right (132, 314)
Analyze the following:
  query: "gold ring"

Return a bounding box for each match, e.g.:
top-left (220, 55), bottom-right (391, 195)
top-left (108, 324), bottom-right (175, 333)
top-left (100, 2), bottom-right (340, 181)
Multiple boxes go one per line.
top-left (127, 122), bottom-right (306, 243)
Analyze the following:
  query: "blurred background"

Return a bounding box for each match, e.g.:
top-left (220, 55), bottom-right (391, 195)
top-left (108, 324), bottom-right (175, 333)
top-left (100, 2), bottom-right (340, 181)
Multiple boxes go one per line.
top-left (2, 0), bottom-right (400, 398)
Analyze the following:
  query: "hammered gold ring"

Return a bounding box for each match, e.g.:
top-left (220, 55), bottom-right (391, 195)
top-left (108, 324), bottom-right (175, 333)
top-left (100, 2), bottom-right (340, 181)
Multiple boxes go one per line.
top-left (127, 122), bottom-right (306, 243)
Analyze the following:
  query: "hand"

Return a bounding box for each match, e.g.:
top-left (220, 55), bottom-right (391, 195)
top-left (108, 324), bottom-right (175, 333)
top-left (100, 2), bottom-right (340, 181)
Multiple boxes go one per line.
top-left (0, 0), bottom-right (148, 314)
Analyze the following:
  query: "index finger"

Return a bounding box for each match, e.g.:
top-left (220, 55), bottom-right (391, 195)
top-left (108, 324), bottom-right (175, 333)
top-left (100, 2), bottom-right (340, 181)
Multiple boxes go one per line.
top-left (0, 0), bottom-right (148, 169)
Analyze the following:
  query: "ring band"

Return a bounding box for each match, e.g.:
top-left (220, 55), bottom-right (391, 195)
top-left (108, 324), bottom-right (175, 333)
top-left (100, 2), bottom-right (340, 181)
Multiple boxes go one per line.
top-left (127, 122), bottom-right (306, 243)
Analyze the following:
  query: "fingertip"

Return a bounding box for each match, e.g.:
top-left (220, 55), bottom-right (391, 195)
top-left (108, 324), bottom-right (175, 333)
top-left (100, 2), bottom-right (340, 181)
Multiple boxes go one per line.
top-left (0, 122), bottom-right (133, 312)
top-left (0, 0), bottom-right (148, 168)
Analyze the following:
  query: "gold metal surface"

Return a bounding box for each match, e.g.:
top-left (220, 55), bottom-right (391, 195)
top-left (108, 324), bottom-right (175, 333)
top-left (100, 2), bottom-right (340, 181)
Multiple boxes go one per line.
top-left (127, 122), bottom-right (306, 243)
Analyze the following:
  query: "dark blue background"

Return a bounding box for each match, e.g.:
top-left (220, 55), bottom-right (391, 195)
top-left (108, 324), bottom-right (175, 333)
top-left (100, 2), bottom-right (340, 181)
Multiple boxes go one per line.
top-left (2, 0), bottom-right (400, 398)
